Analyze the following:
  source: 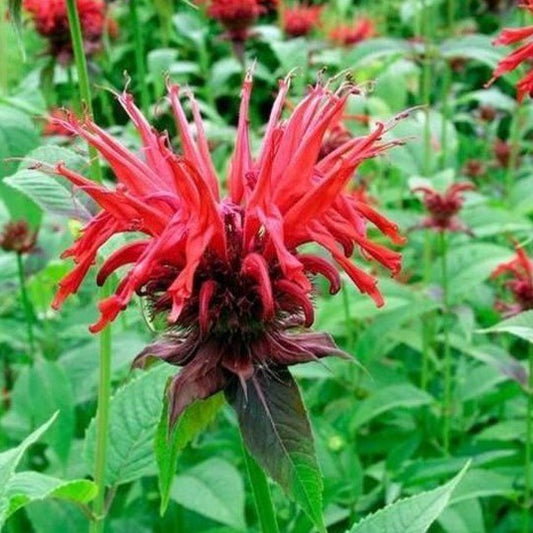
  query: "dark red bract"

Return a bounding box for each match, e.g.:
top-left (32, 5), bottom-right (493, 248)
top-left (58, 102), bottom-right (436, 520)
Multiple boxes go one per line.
top-left (492, 245), bottom-right (533, 316)
top-left (51, 74), bottom-right (405, 422)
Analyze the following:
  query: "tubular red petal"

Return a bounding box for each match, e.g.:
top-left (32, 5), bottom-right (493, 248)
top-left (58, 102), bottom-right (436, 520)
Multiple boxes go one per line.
top-left (96, 241), bottom-right (148, 286)
top-left (297, 254), bottom-right (341, 294)
top-left (199, 280), bottom-right (217, 335)
top-left (275, 279), bottom-right (315, 327)
top-left (241, 252), bottom-right (275, 319)
top-left (229, 72), bottom-right (253, 203)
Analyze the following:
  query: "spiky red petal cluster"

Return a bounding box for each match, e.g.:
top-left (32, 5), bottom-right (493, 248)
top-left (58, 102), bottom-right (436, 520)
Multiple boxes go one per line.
top-left (492, 245), bottom-right (533, 316)
top-left (51, 74), bottom-right (405, 420)
top-left (328, 18), bottom-right (376, 47)
top-left (414, 183), bottom-right (475, 233)
top-left (488, 0), bottom-right (533, 101)
top-left (282, 4), bottom-right (322, 37)
top-left (208, 0), bottom-right (263, 40)
top-left (23, 0), bottom-right (106, 63)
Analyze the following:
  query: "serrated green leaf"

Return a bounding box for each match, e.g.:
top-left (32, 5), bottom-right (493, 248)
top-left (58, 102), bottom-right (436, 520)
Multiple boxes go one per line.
top-left (352, 384), bottom-right (433, 430)
top-left (0, 412), bottom-right (58, 526)
top-left (0, 104), bottom-right (40, 225)
top-left (6, 472), bottom-right (97, 518)
top-left (2, 359), bottom-right (75, 465)
top-left (347, 462), bottom-right (469, 533)
top-left (7, 0), bottom-right (26, 60)
top-left (440, 35), bottom-right (504, 70)
top-left (84, 364), bottom-right (174, 486)
top-left (4, 146), bottom-right (92, 221)
top-left (477, 310), bottom-right (533, 344)
top-left (155, 392), bottom-right (224, 515)
top-left (170, 458), bottom-right (246, 530)
top-left (227, 368), bottom-right (325, 532)
top-left (344, 38), bottom-right (411, 67)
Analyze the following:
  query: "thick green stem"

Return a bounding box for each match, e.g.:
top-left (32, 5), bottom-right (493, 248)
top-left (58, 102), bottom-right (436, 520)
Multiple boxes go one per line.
top-left (16, 254), bottom-right (35, 356)
top-left (242, 443), bottom-right (280, 533)
top-left (440, 232), bottom-right (451, 455)
top-left (65, 2), bottom-right (111, 531)
top-left (129, 0), bottom-right (151, 116)
top-left (90, 307), bottom-right (112, 533)
top-left (524, 345), bottom-right (533, 533)
top-left (65, 0), bottom-right (103, 184)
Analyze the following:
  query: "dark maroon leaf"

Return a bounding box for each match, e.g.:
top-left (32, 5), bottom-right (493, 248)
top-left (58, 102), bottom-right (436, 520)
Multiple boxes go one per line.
top-left (226, 368), bottom-right (325, 533)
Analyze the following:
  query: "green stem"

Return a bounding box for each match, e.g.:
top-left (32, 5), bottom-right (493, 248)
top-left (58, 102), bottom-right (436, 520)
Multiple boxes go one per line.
top-left (440, 63), bottom-right (452, 171)
top-left (505, 103), bottom-right (522, 200)
top-left (420, 232), bottom-right (432, 391)
top-left (65, 0), bottom-right (103, 184)
top-left (447, 0), bottom-right (455, 32)
top-left (242, 443), bottom-right (279, 533)
top-left (524, 345), bottom-right (533, 533)
top-left (65, 2), bottom-right (111, 531)
top-left (440, 232), bottom-right (451, 455)
top-left (90, 305), bottom-right (112, 533)
top-left (16, 253), bottom-right (35, 356)
top-left (0, 0), bottom-right (7, 96)
top-left (421, 0), bottom-right (432, 176)
top-left (342, 284), bottom-right (355, 351)
top-left (129, 0), bottom-right (151, 116)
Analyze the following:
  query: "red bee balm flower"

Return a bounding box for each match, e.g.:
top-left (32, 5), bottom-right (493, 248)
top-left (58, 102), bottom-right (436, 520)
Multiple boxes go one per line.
top-left (0, 221), bottom-right (37, 255)
top-left (208, 0), bottom-right (263, 41)
top-left (488, 0), bottom-right (533, 101)
top-left (23, 0), bottom-right (107, 64)
top-left (492, 245), bottom-right (533, 316)
top-left (413, 183), bottom-right (475, 234)
top-left (282, 4), bottom-right (322, 37)
top-left (328, 17), bottom-right (376, 47)
top-left (51, 75), bottom-right (405, 424)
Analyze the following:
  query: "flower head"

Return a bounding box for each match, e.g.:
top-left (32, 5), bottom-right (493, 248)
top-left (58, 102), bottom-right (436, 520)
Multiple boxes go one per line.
top-left (328, 17), bottom-right (376, 47)
top-left (51, 74), bottom-right (405, 422)
top-left (493, 138), bottom-right (513, 168)
top-left (208, 0), bottom-right (263, 41)
top-left (0, 221), bottom-right (37, 254)
top-left (23, 0), bottom-right (107, 64)
top-left (462, 159), bottom-right (486, 180)
top-left (487, 0), bottom-right (533, 101)
top-left (492, 244), bottom-right (533, 316)
top-left (282, 3), bottom-right (322, 38)
top-left (413, 182), bottom-right (475, 234)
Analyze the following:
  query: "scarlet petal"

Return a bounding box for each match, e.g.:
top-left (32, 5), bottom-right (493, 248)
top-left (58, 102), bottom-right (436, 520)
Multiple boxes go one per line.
top-left (297, 254), bottom-right (341, 294)
top-left (96, 241), bottom-right (148, 286)
top-left (241, 253), bottom-right (275, 319)
top-left (199, 280), bottom-right (217, 335)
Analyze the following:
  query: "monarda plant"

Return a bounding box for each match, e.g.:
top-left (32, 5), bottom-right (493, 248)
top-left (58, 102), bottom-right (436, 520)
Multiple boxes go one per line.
top-left (50, 72), bottom-right (406, 526)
